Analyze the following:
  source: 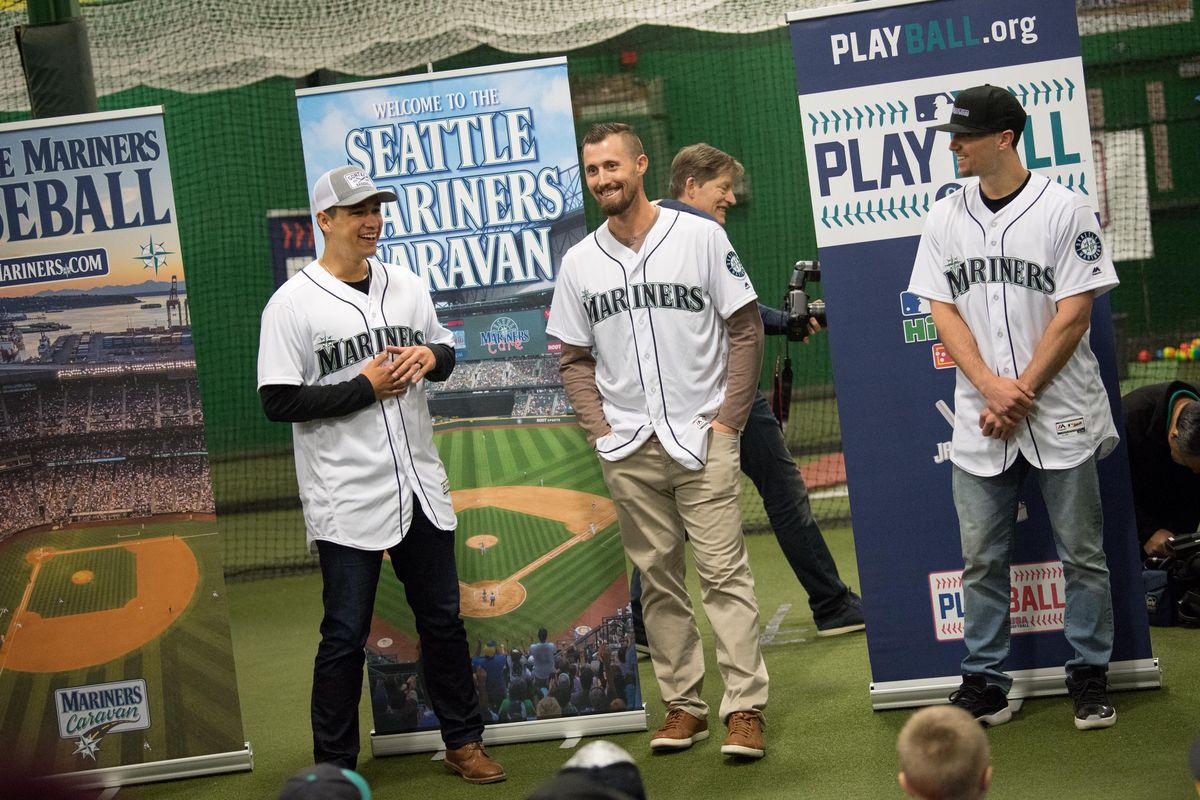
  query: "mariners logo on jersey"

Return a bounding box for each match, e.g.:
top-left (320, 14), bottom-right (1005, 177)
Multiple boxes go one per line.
top-left (942, 255), bottom-right (1056, 300)
top-left (1073, 231), bottom-right (1103, 263)
top-left (725, 251), bottom-right (746, 278)
top-left (581, 282), bottom-right (706, 327)
top-left (314, 324), bottom-right (425, 378)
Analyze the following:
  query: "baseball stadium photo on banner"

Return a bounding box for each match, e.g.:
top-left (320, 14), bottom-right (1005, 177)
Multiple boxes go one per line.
top-left (290, 57), bottom-right (641, 751)
top-left (0, 107), bottom-right (250, 784)
top-left (3, 0), bottom-right (1199, 796)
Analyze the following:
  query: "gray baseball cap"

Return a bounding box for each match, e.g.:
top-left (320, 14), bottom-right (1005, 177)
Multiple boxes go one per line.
top-left (311, 165), bottom-right (397, 212)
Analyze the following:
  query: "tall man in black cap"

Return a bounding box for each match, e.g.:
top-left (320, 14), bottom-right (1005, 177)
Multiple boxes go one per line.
top-left (907, 86), bottom-right (1121, 730)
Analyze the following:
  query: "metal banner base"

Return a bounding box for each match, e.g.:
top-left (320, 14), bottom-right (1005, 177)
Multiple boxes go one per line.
top-left (869, 658), bottom-right (1161, 710)
top-left (38, 742), bottom-right (253, 790)
top-left (371, 710), bottom-right (649, 756)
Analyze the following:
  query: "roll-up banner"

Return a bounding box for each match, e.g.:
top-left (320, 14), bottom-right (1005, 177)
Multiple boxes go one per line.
top-left (0, 107), bottom-right (251, 787)
top-left (786, 0), bottom-right (1157, 708)
top-left (295, 58), bottom-right (644, 754)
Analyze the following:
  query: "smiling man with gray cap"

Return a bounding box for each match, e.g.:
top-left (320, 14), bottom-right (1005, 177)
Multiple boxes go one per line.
top-left (258, 165), bottom-right (505, 783)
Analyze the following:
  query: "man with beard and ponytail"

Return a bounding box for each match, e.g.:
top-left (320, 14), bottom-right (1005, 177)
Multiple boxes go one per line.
top-left (547, 123), bottom-right (769, 760)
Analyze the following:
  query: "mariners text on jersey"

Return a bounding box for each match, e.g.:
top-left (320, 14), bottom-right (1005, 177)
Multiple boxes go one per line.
top-left (582, 282), bottom-right (705, 327)
top-left (943, 255), bottom-right (1055, 300)
top-left (316, 324), bottom-right (425, 378)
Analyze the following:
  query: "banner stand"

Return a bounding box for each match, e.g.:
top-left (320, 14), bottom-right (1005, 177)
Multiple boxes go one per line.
top-left (869, 658), bottom-right (1161, 710)
top-left (39, 743), bottom-right (253, 791)
top-left (371, 711), bottom-right (648, 756)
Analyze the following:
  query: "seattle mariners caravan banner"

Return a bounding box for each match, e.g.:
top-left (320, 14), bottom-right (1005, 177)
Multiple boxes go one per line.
top-left (295, 58), bottom-right (644, 754)
top-left (0, 108), bottom-right (251, 786)
top-left (786, 0), bottom-right (1156, 707)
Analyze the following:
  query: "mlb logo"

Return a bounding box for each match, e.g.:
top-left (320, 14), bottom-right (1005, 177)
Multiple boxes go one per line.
top-left (932, 343), bottom-right (956, 369)
top-left (913, 92), bottom-right (955, 123)
top-left (900, 291), bottom-right (930, 317)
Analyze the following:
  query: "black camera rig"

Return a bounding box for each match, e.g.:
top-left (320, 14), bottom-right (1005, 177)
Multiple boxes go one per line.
top-left (783, 260), bottom-right (826, 340)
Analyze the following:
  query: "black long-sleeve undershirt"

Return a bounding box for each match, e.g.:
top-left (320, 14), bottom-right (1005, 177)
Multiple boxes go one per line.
top-left (260, 344), bottom-right (455, 423)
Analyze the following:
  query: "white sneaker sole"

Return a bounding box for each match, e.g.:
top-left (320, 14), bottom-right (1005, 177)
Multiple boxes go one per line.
top-left (816, 622), bottom-right (866, 637)
top-left (978, 706), bottom-right (1012, 726)
top-left (720, 743), bottom-right (764, 758)
top-left (1074, 711), bottom-right (1116, 730)
top-left (650, 729), bottom-right (709, 750)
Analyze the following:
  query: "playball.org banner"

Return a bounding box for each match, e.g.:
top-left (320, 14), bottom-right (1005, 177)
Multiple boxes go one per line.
top-left (786, 0), bottom-right (1154, 706)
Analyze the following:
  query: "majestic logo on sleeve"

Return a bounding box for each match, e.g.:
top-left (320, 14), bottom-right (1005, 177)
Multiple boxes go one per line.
top-left (725, 251), bottom-right (746, 278)
top-left (582, 282), bottom-right (706, 327)
top-left (1073, 231), bottom-right (1103, 262)
top-left (943, 256), bottom-right (1056, 300)
top-left (314, 325), bottom-right (425, 378)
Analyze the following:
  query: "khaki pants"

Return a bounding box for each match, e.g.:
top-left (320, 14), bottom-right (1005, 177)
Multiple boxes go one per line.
top-left (600, 430), bottom-right (768, 722)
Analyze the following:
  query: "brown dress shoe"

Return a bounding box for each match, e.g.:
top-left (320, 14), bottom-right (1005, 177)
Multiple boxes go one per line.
top-left (444, 741), bottom-right (506, 784)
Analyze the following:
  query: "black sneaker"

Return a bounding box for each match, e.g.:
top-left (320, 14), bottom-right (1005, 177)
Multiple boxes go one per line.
top-left (949, 674), bottom-right (1012, 726)
top-left (1067, 668), bottom-right (1116, 730)
top-left (816, 591), bottom-right (866, 637)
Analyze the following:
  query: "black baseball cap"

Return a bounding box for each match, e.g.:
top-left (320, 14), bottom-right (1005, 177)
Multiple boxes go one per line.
top-left (931, 85), bottom-right (1027, 138)
top-left (277, 763), bottom-right (371, 800)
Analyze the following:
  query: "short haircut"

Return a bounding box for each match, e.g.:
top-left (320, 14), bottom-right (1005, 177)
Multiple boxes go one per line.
top-left (897, 706), bottom-right (990, 800)
top-left (581, 122), bottom-right (644, 158)
top-left (1177, 399), bottom-right (1200, 457)
top-left (669, 143), bottom-right (744, 199)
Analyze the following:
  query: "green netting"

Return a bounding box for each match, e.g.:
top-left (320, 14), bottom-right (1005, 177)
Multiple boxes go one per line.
top-left (1, 2), bottom-right (1196, 576)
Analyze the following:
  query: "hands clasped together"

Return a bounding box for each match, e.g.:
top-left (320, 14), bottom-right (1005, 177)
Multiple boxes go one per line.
top-left (361, 345), bottom-right (436, 400)
top-left (978, 375), bottom-right (1035, 441)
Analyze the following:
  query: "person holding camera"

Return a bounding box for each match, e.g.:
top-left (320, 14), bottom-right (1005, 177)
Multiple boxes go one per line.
top-left (1121, 381), bottom-right (1200, 557)
top-left (624, 143), bottom-right (864, 642)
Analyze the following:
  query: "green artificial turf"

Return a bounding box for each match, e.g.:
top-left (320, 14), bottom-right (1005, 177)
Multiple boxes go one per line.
top-left (124, 529), bottom-right (1200, 800)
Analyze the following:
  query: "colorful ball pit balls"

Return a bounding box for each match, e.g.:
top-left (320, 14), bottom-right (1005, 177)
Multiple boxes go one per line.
top-left (1138, 349), bottom-right (1151, 363)
top-left (1164, 346), bottom-right (1176, 360)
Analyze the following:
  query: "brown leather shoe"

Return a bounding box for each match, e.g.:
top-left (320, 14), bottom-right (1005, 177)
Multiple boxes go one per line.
top-left (720, 711), bottom-right (764, 759)
top-left (444, 741), bottom-right (506, 784)
top-left (649, 707), bottom-right (709, 751)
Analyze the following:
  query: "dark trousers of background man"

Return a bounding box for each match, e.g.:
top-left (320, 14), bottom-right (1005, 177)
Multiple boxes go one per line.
top-left (630, 394), bottom-right (856, 638)
top-left (312, 497), bottom-right (484, 768)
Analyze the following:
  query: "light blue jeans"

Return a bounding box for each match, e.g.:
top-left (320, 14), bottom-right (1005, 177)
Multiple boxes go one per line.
top-left (952, 454), bottom-right (1113, 692)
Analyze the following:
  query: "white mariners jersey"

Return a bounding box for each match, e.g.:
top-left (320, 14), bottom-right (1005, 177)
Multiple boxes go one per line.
top-left (546, 207), bottom-right (757, 470)
top-left (908, 172), bottom-right (1119, 476)
top-left (257, 258), bottom-right (457, 549)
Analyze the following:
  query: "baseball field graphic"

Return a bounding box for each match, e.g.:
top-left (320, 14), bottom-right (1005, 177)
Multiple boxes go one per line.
top-left (371, 420), bottom-right (630, 657)
top-left (0, 519), bottom-right (245, 774)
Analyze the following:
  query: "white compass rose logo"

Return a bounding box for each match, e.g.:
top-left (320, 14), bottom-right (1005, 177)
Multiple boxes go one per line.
top-left (136, 238), bottom-right (174, 274)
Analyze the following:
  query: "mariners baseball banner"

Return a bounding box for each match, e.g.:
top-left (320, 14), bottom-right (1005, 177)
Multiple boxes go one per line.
top-left (295, 58), bottom-right (644, 753)
top-left (0, 107), bottom-right (251, 785)
top-left (786, 0), bottom-right (1156, 706)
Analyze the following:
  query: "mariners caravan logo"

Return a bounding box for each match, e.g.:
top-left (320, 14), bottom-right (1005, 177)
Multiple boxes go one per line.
top-left (479, 316), bottom-right (530, 354)
top-left (56, 678), bottom-right (151, 760)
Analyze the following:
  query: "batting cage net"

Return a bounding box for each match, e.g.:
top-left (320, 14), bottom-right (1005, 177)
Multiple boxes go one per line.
top-left (0, 1), bottom-right (1196, 577)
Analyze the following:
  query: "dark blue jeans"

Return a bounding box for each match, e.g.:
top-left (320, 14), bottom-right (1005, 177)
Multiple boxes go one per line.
top-left (629, 394), bottom-right (851, 634)
top-left (312, 498), bottom-right (483, 768)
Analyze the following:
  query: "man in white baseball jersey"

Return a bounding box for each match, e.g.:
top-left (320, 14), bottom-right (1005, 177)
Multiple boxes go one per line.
top-left (257, 165), bottom-right (504, 783)
top-left (547, 123), bottom-right (769, 758)
top-left (907, 85), bottom-right (1119, 731)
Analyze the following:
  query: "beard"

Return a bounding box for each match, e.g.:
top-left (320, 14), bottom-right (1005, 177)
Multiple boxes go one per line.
top-left (593, 182), bottom-right (637, 217)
